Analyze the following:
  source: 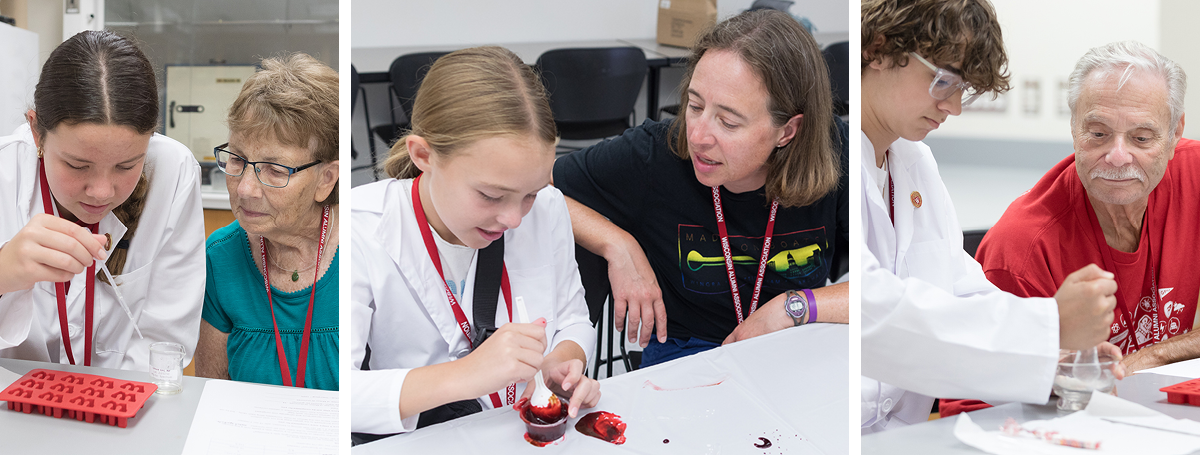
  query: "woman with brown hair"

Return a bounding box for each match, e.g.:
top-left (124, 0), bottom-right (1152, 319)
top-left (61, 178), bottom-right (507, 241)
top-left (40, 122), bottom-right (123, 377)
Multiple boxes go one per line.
top-left (0, 30), bottom-right (205, 370)
top-left (350, 46), bottom-right (599, 436)
top-left (555, 9), bottom-right (850, 368)
top-left (195, 53), bottom-right (340, 391)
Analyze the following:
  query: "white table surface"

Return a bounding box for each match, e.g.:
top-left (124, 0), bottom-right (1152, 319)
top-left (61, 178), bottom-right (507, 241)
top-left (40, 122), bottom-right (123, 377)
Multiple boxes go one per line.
top-left (0, 358), bottom-right (212, 454)
top-left (861, 372), bottom-right (1200, 454)
top-left (353, 324), bottom-right (849, 454)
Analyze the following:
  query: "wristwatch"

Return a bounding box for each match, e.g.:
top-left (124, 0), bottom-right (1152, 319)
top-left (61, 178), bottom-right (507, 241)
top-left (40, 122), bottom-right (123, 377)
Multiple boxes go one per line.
top-left (784, 290), bottom-right (808, 326)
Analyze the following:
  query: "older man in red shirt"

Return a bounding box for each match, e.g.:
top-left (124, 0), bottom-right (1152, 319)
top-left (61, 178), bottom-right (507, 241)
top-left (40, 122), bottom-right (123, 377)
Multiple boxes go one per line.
top-left (942, 41), bottom-right (1198, 418)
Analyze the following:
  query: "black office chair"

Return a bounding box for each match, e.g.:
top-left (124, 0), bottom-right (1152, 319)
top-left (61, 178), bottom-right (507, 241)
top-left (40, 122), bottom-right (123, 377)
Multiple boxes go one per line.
top-left (963, 229), bottom-right (988, 259)
top-left (372, 52), bottom-right (450, 148)
top-left (822, 41), bottom-right (850, 117)
top-left (575, 244), bottom-right (639, 379)
top-left (537, 47), bottom-right (647, 150)
top-left (350, 65), bottom-right (380, 180)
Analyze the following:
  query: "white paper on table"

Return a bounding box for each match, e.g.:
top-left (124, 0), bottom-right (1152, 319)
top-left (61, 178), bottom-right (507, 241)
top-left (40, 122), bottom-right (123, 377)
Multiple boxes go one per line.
top-left (181, 380), bottom-right (338, 455)
top-left (953, 392), bottom-right (1200, 455)
top-left (1138, 357), bottom-right (1200, 379)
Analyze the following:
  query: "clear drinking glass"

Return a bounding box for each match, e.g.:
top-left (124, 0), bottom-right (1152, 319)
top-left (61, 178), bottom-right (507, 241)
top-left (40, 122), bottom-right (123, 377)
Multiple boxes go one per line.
top-left (1052, 347), bottom-right (1117, 412)
top-left (149, 341), bottom-right (185, 394)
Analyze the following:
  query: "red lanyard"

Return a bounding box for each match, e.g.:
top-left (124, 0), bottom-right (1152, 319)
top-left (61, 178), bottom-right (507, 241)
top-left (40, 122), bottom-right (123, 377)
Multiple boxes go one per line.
top-left (887, 151), bottom-right (895, 226)
top-left (259, 204), bottom-right (330, 388)
top-left (39, 158), bottom-right (97, 366)
top-left (1086, 199), bottom-right (1160, 352)
top-left (411, 174), bottom-right (516, 407)
top-left (711, 187), bottom-right (779, 324)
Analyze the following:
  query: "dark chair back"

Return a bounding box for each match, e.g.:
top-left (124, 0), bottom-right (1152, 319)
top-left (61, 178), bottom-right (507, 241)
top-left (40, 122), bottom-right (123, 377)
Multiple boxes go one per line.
top-left (391, 51), bottom-right (451, 122)
top-left (372, 51), bottom-right (450, 147)
top-left (963, 229), bottom-right (989, 259)
top-left (822, 41), bottom-right (850, 117)
top-left (537, 47), bottom-right (647, 140)
top-left (575, 245), bottom-right (611, 327)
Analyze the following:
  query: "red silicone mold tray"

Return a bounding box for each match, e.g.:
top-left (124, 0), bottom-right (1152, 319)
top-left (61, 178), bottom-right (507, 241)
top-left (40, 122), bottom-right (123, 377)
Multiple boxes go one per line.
top-left (2, 368), bottom-right (157, 428)
top-left (1160, 377), bottom-right (1200, 406)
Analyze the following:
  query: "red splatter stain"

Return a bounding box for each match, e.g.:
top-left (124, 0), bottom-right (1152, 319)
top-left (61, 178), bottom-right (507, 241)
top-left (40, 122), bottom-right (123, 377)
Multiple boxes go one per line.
top-left (575, 411), bottom-right (627, 445)
top-left (754, 437), bottom-right (772, 448)
top-left (663, 439), bottom-right (670, 444)
top-left (642, 378), bottom-right (725, 391)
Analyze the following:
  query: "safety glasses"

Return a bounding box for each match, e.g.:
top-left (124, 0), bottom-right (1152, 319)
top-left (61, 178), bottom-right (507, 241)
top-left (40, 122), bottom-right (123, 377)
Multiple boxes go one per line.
top-left (909, 53), bottom-right (982, 106)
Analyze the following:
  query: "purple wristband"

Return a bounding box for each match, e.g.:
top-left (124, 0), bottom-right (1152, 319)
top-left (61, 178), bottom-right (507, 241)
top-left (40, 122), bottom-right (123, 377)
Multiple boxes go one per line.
top-left (803, 289), bottom-right (817, 323)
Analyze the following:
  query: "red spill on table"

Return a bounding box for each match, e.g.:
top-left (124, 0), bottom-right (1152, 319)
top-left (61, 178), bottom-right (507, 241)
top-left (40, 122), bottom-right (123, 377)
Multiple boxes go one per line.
top-left (575, 411), bottom-right (627, 445)
top-left (641, 378), bottom-right (725, 391)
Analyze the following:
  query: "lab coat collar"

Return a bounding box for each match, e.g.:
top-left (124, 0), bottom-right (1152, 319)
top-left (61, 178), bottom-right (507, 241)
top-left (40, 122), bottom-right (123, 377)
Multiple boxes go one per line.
top-left (860, 131), bottom-right (920, 267)
top-left (373, 178), bottom-right (481, 351)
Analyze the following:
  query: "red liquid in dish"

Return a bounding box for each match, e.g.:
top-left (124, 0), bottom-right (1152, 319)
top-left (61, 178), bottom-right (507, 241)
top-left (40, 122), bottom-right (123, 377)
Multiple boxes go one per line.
top-left (574, 411), bottom-right (627, 445)
top-left (515, 397), bottom-right (568, 446)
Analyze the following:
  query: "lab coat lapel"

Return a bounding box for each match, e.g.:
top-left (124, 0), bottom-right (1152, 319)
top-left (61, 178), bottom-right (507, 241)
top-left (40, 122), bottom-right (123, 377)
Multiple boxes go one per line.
top-left (888, 140), bottom-right (923, 267)
top-left (384, 179), bottom-right (478, 350)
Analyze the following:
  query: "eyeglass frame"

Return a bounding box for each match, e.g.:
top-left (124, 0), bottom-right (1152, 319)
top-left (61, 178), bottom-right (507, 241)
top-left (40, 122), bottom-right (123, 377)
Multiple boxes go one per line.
top-left (908, 52), bottom-right (982, 106)
top-left (213, 143), bottom-right (323, 188)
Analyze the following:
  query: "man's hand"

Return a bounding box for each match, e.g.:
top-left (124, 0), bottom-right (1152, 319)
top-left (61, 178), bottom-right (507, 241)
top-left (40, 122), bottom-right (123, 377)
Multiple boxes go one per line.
top-left (1055, 264), bottom-right (1118, 351)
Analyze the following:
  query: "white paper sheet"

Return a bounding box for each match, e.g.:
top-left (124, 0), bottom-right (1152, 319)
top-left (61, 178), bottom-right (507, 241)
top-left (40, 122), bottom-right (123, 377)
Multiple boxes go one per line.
top-left (953, 392), bottom-right (1200, 455)
top-left (181, 380), bottom-right (338, 455)
top-left (1138, 358), bottom-right (1200, 379)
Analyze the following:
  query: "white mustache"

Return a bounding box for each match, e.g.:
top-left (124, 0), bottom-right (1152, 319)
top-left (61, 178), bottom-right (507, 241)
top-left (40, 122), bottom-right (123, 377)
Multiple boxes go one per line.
top-left (1091, 166), bottom-right (1145, 182)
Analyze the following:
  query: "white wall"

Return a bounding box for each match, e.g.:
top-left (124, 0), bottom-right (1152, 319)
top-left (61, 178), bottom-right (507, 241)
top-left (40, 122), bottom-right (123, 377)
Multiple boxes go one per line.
top-left (351, 0), bottom-right (848, 48)
top-left (930, 0), bottom-right (1161, 143)
top-left (0, 23), bottom-right (38, 133)
top-left (1160, 0), bottom-right (1200, 141)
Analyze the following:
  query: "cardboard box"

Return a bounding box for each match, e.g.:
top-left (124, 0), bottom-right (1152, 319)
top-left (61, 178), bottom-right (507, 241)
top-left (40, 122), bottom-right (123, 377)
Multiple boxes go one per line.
top-left (656, 0), bottom-right (717, 48)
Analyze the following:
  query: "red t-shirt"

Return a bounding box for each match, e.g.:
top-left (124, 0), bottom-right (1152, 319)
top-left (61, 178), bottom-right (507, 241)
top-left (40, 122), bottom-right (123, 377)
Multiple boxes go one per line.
top-left (940, 138), bottom-right (1200, 418)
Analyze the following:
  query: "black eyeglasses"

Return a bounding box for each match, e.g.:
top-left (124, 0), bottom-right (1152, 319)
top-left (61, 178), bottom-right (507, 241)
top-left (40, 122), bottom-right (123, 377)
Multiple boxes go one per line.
top-left (213, 143), bottom-right (321, 188)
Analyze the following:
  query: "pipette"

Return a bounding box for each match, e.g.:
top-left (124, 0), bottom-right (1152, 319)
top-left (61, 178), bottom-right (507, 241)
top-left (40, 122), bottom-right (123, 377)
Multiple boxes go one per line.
top-left (98, 260), bottom-right (143, 339)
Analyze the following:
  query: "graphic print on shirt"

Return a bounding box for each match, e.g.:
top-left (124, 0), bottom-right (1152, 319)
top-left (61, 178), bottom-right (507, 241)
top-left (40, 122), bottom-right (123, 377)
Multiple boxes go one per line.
top-left (676, 224), bottom-right (828, 295)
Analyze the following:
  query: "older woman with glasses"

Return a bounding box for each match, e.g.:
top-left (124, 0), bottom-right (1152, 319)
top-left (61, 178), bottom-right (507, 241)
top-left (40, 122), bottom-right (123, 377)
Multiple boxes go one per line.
top-left (195, 53), bottom-right (340, 391)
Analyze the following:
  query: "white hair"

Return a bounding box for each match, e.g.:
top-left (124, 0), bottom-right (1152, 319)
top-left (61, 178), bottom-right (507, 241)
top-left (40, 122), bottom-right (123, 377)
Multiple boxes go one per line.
top-left (1067, 41), bottom-right (1186, 136)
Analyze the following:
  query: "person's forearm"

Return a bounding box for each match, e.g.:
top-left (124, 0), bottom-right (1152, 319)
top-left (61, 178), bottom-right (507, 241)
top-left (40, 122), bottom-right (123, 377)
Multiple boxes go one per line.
top-left (1127, 329), bottom-right (1200, 372)
top-left (564, 196), bottom-right (636, 261)
top-left (810, 281), bottom-right (849, 324)
top-left (398, 360), bottom-right (476, 420)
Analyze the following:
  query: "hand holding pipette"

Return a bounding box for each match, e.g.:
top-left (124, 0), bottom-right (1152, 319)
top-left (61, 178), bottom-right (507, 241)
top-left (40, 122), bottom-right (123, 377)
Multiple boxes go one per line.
top-left (0, 214), bottom-right (107, 294)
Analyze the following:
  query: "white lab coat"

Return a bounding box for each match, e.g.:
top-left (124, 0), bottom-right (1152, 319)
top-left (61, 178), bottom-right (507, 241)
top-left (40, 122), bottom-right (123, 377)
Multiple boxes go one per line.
top-left (860, 131), bottom-right (1059, 433)
top-left (350, 178), bottom-right (596, 434)
top-left (0, 124), bottom-right (205, 371)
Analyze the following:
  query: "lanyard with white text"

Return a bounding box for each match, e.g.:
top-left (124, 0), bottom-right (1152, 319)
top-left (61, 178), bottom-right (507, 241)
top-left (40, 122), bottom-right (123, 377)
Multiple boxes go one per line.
top-left (1086, 200), bottom-right (1161, 351)
top-left (711, 186), bottom-right (779, 324)
top-left (411, 174), bottom-right (516, 407)
top-left (39, 158), bottom-right (96, 366)
top-left (887, 151), bottom-right (895, 225)
top-left (259, 204), bottom-right (330, 388)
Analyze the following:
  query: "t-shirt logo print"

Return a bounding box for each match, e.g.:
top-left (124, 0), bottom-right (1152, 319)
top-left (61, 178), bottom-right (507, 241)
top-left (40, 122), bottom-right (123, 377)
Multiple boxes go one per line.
top-left (676, 225), bottom-right (828, 295)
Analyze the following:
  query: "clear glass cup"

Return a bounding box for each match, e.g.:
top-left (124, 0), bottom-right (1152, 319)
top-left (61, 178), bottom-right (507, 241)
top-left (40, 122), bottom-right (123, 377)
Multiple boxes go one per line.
top-left (149, 341), bottom-right (185, 394)
top-left (1052, 348), bottom-right (1117, 412)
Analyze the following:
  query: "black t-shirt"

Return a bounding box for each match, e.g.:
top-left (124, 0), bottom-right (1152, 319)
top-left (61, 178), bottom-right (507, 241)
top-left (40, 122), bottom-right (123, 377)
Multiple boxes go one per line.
top-left (553, 117), bottom-right (849, 343)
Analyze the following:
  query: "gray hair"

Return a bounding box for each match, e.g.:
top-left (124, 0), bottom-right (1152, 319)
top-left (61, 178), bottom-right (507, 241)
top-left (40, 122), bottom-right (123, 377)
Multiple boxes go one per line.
top-left (1067, 41), bottom-right (1186, 137)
